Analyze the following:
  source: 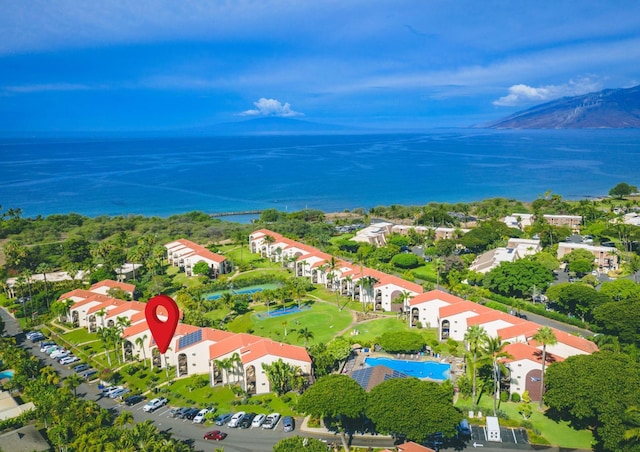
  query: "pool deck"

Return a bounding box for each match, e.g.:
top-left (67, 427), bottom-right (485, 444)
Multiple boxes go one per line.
top-left (342, 350), bottom-right (465, 382)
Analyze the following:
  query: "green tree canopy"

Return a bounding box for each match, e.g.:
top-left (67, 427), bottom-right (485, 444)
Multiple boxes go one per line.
top-left (545, 283), bottom-right (610, 321)
top-left (593, 299), bottom-right (640, 346)
top-left (545, 352), bottom-right (640, 451)
top-left (378, 331), bottom-right (425, 354)
top-left (609, 182), bottom-right (639, 198)
top-left (297, 374), bottom-right (367, 451)
top-left (484, 259), bottom-right (554, 298)
top-left (460, 220), bottom-right (518, 253)
top-left (366, 378), bottom-right (461, 443)
top-left (273, 436), bottom-right (328, 452)
top-left (391, 253), bottom-right (420, 269)
top-left (599, 279), bottom-right (640, 301)
top-left (192, 261), bottom-right (210, 277)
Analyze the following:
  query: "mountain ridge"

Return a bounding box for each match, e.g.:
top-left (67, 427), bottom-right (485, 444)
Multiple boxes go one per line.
top-left (486, 85), bottom-right (640, 129)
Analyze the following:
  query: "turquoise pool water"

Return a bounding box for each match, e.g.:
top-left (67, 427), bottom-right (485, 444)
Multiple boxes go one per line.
top-left (364, 357), bottom-right (450, 380)
top-left (205, 284), bottom-right (281, 300)
top-left (0, 369), bottom-right (15, 380)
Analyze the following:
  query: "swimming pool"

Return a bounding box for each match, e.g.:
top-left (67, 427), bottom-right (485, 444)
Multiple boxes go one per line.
top-left (256, 305), bottom-right (311, 319)
top-left (205, 284), bottom-right (280, 300)
top-left (364, 357), bottom-right (450, 381)
top-left (0, 369), bottom-right (15, 381)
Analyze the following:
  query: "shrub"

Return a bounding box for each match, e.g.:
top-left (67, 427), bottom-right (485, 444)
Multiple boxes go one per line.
top-left (510, 392), bottom-right (521, 403)
top-left (391, 253), bottom-right (420, 269)
top-left (500, 391), bottom-right (509, 402)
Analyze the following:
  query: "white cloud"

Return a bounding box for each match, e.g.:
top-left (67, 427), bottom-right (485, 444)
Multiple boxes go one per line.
top-left (3, 83), bottom-right (97, 93)
top-left (240, 98), bottom-right (303, 117)
top-left (493, 77), bottom-right (602, 106)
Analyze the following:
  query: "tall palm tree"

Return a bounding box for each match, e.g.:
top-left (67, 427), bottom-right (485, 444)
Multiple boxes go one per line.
top-left (64, 372), bottom-right (84, 396)
top-left (464, 325), bottom-right (489, 405)
top-left (114, 410), bottom-right (134, 428)
top-left (532, 326), bottom-right (558, 409)
top-left (98, 326), bottom-right (113, 367)
top-left (262, 234), bottom-right (275, 259)
top-left (297, 327), bottom-right (314, 347)
top-left (135, 334), bottom-right (148, 366)
top-left (36, 263), bottom-right (52, 309)
top-left (480, 335), bottom-right (513, 415)
top-left (623, 405), bottom-right (640, 443)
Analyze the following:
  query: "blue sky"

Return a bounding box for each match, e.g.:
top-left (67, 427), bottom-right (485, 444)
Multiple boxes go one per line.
top-left (1, 1), bottom-right (639, 133)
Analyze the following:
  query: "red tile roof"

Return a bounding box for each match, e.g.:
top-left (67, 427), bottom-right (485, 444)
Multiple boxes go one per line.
top-left (166, 238), bottom-right (226, 263)
top-left (209, 333), bottom-right (265, 360)
top-left (90, 279), bottom-right (136, 294)
top-left (104, 301), bottom-right (145, 318)
top-left (397, 442), bottom-right (436, 452)
top-left (239, 339), bottom-right (311, 365)
top-left (438, 300), bottom-right (492, 318)
top-left (410, 290), bottom-right (465, 307)
top-left (503, 342), bottom-right (564, 365)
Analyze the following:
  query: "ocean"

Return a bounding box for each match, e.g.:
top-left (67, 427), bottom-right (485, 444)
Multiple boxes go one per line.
top-left (1, 129), bottom-right (639, 221)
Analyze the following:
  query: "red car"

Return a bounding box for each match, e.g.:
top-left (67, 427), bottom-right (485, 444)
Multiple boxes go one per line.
top-left (203, 430), bottom-right (227, 441)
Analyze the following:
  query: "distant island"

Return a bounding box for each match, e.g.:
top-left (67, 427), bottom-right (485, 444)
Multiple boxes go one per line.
top-left (487, 84), bottom-right (640, 129)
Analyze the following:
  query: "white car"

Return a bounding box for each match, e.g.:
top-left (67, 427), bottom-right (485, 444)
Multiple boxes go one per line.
top-left (251, 413), bottom-right (266, 428)
top-left (103, 386), bottom-right (123, 397)
top-left (50, 348), bottom-right (68, 359)
top-left (143, 397), bottom-right (168, 412)
top-left (192, 408), bottom-right (213, 424)
top-left (262, 413), bottom-right (281, 429)
top-left (60, 355), bottom-right (80, 365)
top-left (227, 411), bottom-right (245, 428)
top-left (109, 388), bottom-right (130, 399)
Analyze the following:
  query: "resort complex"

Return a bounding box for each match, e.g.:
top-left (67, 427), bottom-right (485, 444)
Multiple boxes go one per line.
top-left (249, 228), bottom-right (598, 400)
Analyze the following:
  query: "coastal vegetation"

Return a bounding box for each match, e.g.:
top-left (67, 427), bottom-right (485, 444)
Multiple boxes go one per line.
top-left (1, 186), bottom-right (639, 450)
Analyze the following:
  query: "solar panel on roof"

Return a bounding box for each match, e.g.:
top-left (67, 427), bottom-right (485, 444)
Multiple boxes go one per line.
top-left (178, 329), bottom-right (202, 349)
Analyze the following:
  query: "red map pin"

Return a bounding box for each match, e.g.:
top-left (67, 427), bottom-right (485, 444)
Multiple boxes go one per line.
top-left (145, 294), bottom-right (180, 354)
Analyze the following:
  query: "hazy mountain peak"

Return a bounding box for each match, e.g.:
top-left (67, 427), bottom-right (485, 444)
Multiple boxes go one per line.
top-left (486, 85), bottom-right (640, 129)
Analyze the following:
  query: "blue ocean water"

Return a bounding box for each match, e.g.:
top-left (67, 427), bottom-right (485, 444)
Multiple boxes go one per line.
top-left (1, 129), bottom-right (639, 219)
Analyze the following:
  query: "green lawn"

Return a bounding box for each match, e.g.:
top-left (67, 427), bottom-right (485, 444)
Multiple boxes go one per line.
top-left (227, 299), bottom-right (353, 347)
top-left (61, 327), bottom-right (98, 345)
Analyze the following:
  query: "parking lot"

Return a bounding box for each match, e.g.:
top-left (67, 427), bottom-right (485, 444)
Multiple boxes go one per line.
top-left (469, 424), bottom-right (530, 449)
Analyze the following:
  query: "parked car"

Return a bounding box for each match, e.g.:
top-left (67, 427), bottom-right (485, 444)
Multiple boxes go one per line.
top-left (170, 407), bottom-right (188, 418)
top-left (203, 430), bottom-right (227, 441)
top-left (124, 395), bottom-right (145, 406)
top-left (184, 407), bottom-right (201, 420)
top-left (109, 388), bottom-right (130, 399)
top-left (44, 345), bottom-right (61, 355)
top-left (193, 408), bottom-right (214, 424)
top-left (251, 413), bottom-right (266, 428)
top-left (59, 355), bottom-right (79, 365)
top-left (73, 364), bottom-right (90, 373)
top-left (28, 332), bottom-right (45, 342)
top-left (214, 413), bottom-right (233, 426)
top-left (239, 412), bottom-right (256, 429)
top-left (102, 386), bottom-right (122, 397)
top-left (143, 397), bottom-right (168, 412)
top-left (262, 413), bottom-right (281, 429)
top-left (39, 341), bottom-right (55, 352)
top-left (82, 369), bottom-right (98, 380)
top-left (51, 349), bottom-right (70, 360)
top-left (282, 416), bottom-right (295, 432)
top-left (228, 411), bottom-right (245, 428)
top-left (457, 418), bottom-right (471, 438)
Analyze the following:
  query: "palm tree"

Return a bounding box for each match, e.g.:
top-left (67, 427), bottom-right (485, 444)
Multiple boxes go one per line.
top-left (36, 262), bottom-right (53, 309)
top-left (297, 327), bottom-right (314, 347)
top-left (262, 234), bottom-right (275, 259)
top-left (64, 372), bottom-right (84, 396)
top-left (98, 326), bottom-right (113, 367)
top-left (532, 326), bottom-right (558, 409)
top-left (464, 325), bottom-right (489, 405)
top-left (623, 405), bottom-right (640, 443)
top-left (480, 335), bottom-right (513, 415)
top-left (135, 334), bottom-right (148, 366)
top-left (114, 410), bottom-right (134, 428)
